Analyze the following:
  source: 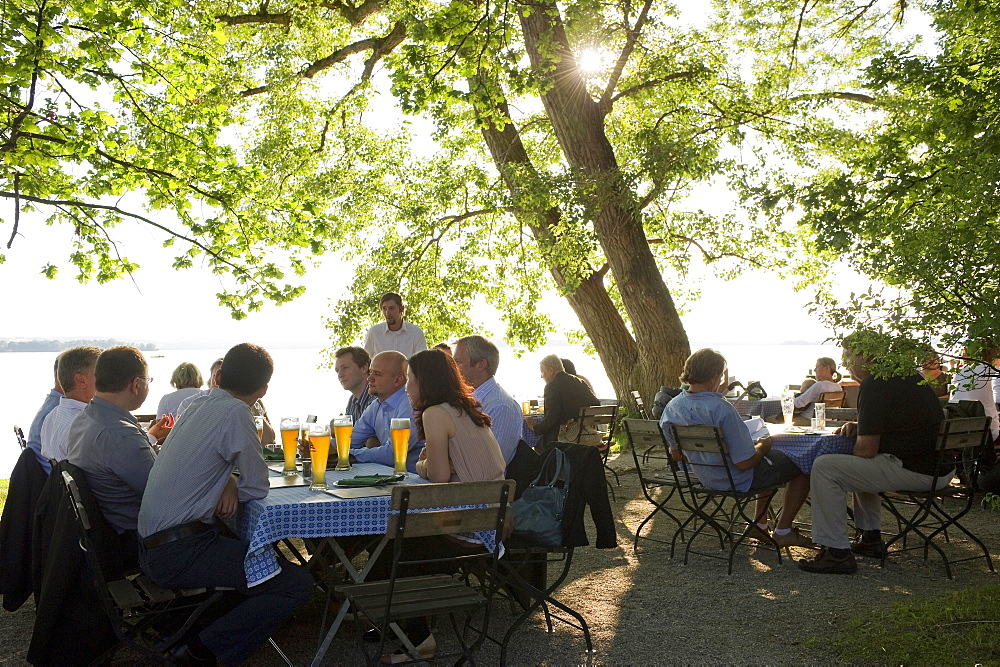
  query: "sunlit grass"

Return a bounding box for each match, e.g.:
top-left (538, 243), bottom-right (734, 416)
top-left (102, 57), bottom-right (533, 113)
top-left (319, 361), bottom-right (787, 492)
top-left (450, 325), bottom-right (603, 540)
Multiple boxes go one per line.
top-left (0, 478), bottom-right (8, 512)
top-left (833, 585), bottom-right (1000, 664)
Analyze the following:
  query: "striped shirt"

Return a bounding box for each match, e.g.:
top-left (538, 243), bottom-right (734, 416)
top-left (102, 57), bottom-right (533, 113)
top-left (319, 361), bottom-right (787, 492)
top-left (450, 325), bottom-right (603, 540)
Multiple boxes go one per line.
top-left (138, 390), bottom-right (268, 537)
top-left (345, 385), bottom-right (375, 424)
top-left (473, 378), bottom-right (522, 465)
top-left (40, 397), bottom-right (88, 463)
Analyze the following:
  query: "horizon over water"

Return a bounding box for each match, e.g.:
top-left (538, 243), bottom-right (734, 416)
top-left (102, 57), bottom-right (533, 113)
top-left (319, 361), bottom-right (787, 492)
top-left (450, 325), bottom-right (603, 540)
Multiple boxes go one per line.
top-left (0, 341), bottom-right (840, 478)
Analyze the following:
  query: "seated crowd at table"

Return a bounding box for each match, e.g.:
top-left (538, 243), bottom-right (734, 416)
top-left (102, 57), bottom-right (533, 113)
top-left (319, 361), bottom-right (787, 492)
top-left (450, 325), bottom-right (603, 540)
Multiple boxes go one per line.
top-left (7, 288), bottom-right (997, 663)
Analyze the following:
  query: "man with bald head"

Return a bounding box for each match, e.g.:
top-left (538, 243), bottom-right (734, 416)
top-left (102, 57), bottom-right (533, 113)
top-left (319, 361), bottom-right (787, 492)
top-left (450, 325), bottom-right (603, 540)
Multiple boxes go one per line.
top-left (348, 350), bottom-right (421, 471)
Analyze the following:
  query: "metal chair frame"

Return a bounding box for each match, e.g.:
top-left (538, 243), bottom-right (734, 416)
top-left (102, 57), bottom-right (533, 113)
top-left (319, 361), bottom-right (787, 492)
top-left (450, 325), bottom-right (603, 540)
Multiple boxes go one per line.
top-left (61, 470), bottom-right (225, 664)
top-left (623, 419), bottom-right (692, 553)
top-left (880, 416), bottom-right (996, 579)
top-left (667, 424), bottom-right (784, 574)
top-left (14, 425), bottom-right (26, 450)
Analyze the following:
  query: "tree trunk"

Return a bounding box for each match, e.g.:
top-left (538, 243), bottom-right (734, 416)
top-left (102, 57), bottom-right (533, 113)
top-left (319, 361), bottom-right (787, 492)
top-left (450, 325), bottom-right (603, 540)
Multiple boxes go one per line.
top-left (474, 66), bottom-right (687, 407)
top-left (514, 1), bottom-right (691, 404)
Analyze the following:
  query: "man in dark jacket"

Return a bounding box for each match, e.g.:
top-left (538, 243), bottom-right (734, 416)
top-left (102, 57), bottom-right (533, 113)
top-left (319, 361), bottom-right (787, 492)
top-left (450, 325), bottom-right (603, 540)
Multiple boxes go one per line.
top-left (526, 355), bottom-right (599, 447)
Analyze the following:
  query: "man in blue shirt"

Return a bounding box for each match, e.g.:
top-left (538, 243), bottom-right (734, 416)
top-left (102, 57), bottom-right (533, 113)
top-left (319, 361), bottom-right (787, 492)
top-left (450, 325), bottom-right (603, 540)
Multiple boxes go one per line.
top-left (349, 350), bottom-right (421, 471)
top-left (25, 356), bottom-right (62, 474)
top-left (660, 348), bottom-right (812, 548)
top-left (454, 335), bottom-right (522, 464)
top-left (334, 346), bottom-right (375, 423)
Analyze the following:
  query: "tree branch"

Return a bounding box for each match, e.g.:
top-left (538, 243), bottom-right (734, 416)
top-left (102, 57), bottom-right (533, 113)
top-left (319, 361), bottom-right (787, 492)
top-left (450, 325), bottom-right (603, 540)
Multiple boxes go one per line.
top-left (791, 91), bottom-right (879, 105)
top-left (320, 0), bottom-right (388, 26)
top-left (600, 0), bottom-right (653, 109)
top-left (217, 11), bottom-right (291, 26)
top-left (608, 71), bottom-right (701, 105)
top-left (7, 174), bottom-right (20, 249)
top-left (239, 22), bottom-right (406, 98)
top-left (0, 191), bottom-right (263, 288)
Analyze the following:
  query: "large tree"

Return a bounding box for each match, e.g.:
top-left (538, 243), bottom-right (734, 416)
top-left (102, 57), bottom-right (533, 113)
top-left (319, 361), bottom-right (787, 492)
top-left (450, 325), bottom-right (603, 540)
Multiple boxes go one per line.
top-left (1, 0), bottom-right (911, 401)
top-left (764, 0), bottom-right (1000, 375)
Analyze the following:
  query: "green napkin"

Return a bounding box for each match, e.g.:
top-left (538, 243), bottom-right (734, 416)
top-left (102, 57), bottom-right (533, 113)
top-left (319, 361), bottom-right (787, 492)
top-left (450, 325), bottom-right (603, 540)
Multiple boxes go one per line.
top-left (335, 473), bottom-right (406, 487)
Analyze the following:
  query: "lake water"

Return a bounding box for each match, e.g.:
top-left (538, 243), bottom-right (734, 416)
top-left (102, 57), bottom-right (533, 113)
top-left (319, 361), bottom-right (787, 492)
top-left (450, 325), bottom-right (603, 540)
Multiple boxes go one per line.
top-left (0, 342), bottom-right (839, 477)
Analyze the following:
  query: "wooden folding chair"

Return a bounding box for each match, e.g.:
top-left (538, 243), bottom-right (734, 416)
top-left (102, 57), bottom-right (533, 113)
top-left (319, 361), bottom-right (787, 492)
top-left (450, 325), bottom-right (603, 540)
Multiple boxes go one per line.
top-left (60, 469), bottom-right (225, 663)
top-left (335, 480), bottom-right (513, 665)
top-left (818, 391), bottom-right (845, 408)
top-left (880, 416), bottom-right (995, 579)
top-left (570, 404), bottom-right (620, 497)
top-left (667, 424), bottom-right (784, 574)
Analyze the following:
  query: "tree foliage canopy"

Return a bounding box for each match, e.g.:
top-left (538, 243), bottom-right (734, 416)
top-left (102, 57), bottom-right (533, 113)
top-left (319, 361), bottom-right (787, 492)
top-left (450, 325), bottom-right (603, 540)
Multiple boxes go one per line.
top-left (2, 0), bottom-right (921, 394)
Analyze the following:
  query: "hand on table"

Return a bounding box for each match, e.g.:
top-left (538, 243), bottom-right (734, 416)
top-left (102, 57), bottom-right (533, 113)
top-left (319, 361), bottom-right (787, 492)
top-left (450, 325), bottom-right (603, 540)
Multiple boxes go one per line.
top-left (836, 422), bottom-right (858, 438)
top-left (215, 474), bottom-right (239, 519)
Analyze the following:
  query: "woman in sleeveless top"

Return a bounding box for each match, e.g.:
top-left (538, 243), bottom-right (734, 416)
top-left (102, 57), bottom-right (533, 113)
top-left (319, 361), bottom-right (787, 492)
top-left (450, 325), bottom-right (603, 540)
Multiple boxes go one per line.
top-left (408, 349), bottom-right (505, 483)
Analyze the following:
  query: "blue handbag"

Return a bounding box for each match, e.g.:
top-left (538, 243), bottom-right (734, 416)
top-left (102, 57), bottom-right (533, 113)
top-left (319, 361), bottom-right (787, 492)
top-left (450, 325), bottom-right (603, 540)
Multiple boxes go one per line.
top-left (511, 448), bottom-right (571, 546)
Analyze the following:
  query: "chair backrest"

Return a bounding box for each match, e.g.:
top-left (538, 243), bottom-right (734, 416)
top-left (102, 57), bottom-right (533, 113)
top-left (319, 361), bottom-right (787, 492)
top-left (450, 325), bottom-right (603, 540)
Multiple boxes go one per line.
top-left (824, 407), bottom-right (857, 423)
top-left (938, 416), bottom-right (991, 452)
top-left (667, 423), bottom-right (739, 490)
top-left (840, 384), bottom-right (860, 408)
top-left (819, 391), bottom-right (845, 408)
top-left (15, 426), bottom-right (26, 450)
top-left (577, 404), bottom-right (617, 430)
top-left (630, 391), bottom-right (650, 420)
top-left (387, 480), bottom-right (515, 540)
top-left (624, 419), bottom-right (675, 476)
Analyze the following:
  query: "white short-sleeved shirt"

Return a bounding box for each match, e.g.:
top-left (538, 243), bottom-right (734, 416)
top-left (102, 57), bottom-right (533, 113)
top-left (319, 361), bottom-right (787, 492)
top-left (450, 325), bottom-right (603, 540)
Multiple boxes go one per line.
top-left (363, 321), bottom-right (428, 358)
top-left (40, 397), bottom-right (89, 462)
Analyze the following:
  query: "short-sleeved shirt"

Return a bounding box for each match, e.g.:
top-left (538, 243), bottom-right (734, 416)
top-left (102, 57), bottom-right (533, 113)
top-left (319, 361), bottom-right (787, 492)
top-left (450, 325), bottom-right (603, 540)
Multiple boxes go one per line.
top-left (138, 390), bottom-right (269, 537)
top-left (66, 397), bottom-right (156, 533)
top-left (659, 390), bottom-right (757, 492)
top-left (363, 321), bottom-right (428, 358)
top-left (856, 374), bottom-right (943, 476)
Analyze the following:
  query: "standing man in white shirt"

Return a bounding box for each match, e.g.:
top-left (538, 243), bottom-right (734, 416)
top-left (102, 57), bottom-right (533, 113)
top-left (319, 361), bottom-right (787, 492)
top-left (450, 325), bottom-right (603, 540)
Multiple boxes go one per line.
top-left (40, 346), bottom-right (101, 463)
top-left (453, 335), bottom-right (523, 464)
top-left (362, 292), bottom-right (427, 358)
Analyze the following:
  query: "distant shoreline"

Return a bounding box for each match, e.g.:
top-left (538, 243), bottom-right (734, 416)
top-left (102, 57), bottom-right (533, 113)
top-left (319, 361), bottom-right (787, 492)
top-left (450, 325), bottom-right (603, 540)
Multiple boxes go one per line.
top-left (0, 339), bottom-right (159, 353)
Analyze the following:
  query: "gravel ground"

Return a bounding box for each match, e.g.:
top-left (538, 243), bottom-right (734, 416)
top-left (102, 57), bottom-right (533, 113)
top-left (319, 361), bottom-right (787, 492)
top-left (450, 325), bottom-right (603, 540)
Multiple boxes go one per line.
top-left (3, 453), bottom-right (998, 665)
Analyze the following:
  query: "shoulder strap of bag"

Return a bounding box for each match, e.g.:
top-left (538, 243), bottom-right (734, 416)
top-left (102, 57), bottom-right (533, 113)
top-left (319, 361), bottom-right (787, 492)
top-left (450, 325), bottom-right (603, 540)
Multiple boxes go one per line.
top-left (530, 448), bottom-right (567, 488)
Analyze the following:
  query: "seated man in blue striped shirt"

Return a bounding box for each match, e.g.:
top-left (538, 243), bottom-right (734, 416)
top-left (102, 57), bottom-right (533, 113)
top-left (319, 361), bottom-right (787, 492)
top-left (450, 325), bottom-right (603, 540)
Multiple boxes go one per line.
top-left (453, 335), bottom-right (522, 464)
top-left (349, 350), bottom-right (422, 471)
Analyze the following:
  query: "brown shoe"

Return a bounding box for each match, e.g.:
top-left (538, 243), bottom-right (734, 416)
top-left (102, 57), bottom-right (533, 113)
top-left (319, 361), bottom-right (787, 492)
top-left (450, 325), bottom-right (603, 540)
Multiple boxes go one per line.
top-left (773, 527), bottom-right (817, 549)
top-left (747, 524), bottom-right (772, 542)
top-left (850, 537), bottom-right (888, 560)
top-left (797, 548), bottom-right (858, 574)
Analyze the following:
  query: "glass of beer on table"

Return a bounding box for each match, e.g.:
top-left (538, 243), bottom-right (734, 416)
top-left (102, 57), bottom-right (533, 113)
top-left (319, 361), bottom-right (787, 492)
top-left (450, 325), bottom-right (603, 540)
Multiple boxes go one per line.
top-left (333, 414), bottom-right (353, 471)
top-left (390, 417), bottom-right (410, 476)
top-left (308, 422), bottom-right (331, 490)
top-left (781, 393), bottom-right (795, 427)
top-left (279, 417), bottom-right (300, 476)
top-left (254, 416), bottom-right (265, 441)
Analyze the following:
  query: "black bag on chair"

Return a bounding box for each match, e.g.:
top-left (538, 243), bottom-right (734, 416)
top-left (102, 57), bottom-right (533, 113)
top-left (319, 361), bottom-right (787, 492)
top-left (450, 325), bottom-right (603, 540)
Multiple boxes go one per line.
top-left (510, 448), bottom-right (571, 546)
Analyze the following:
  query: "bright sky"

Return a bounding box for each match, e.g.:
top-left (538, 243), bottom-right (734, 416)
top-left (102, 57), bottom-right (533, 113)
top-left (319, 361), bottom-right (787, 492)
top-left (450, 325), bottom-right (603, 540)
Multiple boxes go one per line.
top-left (1, 209), bottom-right (851, 347)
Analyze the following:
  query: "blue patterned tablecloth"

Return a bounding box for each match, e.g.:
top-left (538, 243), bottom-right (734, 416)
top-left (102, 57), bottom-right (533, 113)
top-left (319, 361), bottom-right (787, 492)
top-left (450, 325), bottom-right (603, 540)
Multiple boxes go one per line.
top-left (241, 463), bottom-right (433, 586)
top-left (728, 397), bottom-right (784, 419)
top-left (770, 431), bottom-right (855, 474)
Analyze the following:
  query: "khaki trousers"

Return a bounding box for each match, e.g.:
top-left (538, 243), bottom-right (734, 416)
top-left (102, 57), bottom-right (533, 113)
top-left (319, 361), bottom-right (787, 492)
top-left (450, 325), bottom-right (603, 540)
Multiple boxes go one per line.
top-left (810, 453), bottom-right (953, 549)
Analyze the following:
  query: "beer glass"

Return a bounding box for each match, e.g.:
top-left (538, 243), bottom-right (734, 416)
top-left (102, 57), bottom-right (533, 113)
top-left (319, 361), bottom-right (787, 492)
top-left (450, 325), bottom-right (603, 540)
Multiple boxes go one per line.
top-left (390, 417), bottom-right (410, 476)
top-left (814, 402), bottom-right (826, 428)
top-left (254, 416), bottom-right (265, 441)
top-left (308, 422), bottom-right (331, 490)
top-left (781, 394), bottom-right (795, 427)
top-left (333, 415), bottom-right (353, 471)
top-left (279, 417), bottom-right (300, 476)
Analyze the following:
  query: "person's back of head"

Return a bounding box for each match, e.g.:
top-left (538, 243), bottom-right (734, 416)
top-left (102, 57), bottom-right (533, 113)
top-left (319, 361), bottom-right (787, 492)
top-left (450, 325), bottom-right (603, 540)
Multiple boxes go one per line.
top-left (680, 348), bottom-right (727, 386)
top-left (95, 346), bottom-right (147, 393)
top-left (170, 362), bottom-right (203, 390)
top-left (561, 358), bottom-right (577, 375)
top-left (456, 335), bottom-right (500, 377)
top-left (57, 346), bottom-right (102, 400)
top-left (219, 343), bottom-right (274, 397)
top-left (540, 354), bottom-right (564, 374)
